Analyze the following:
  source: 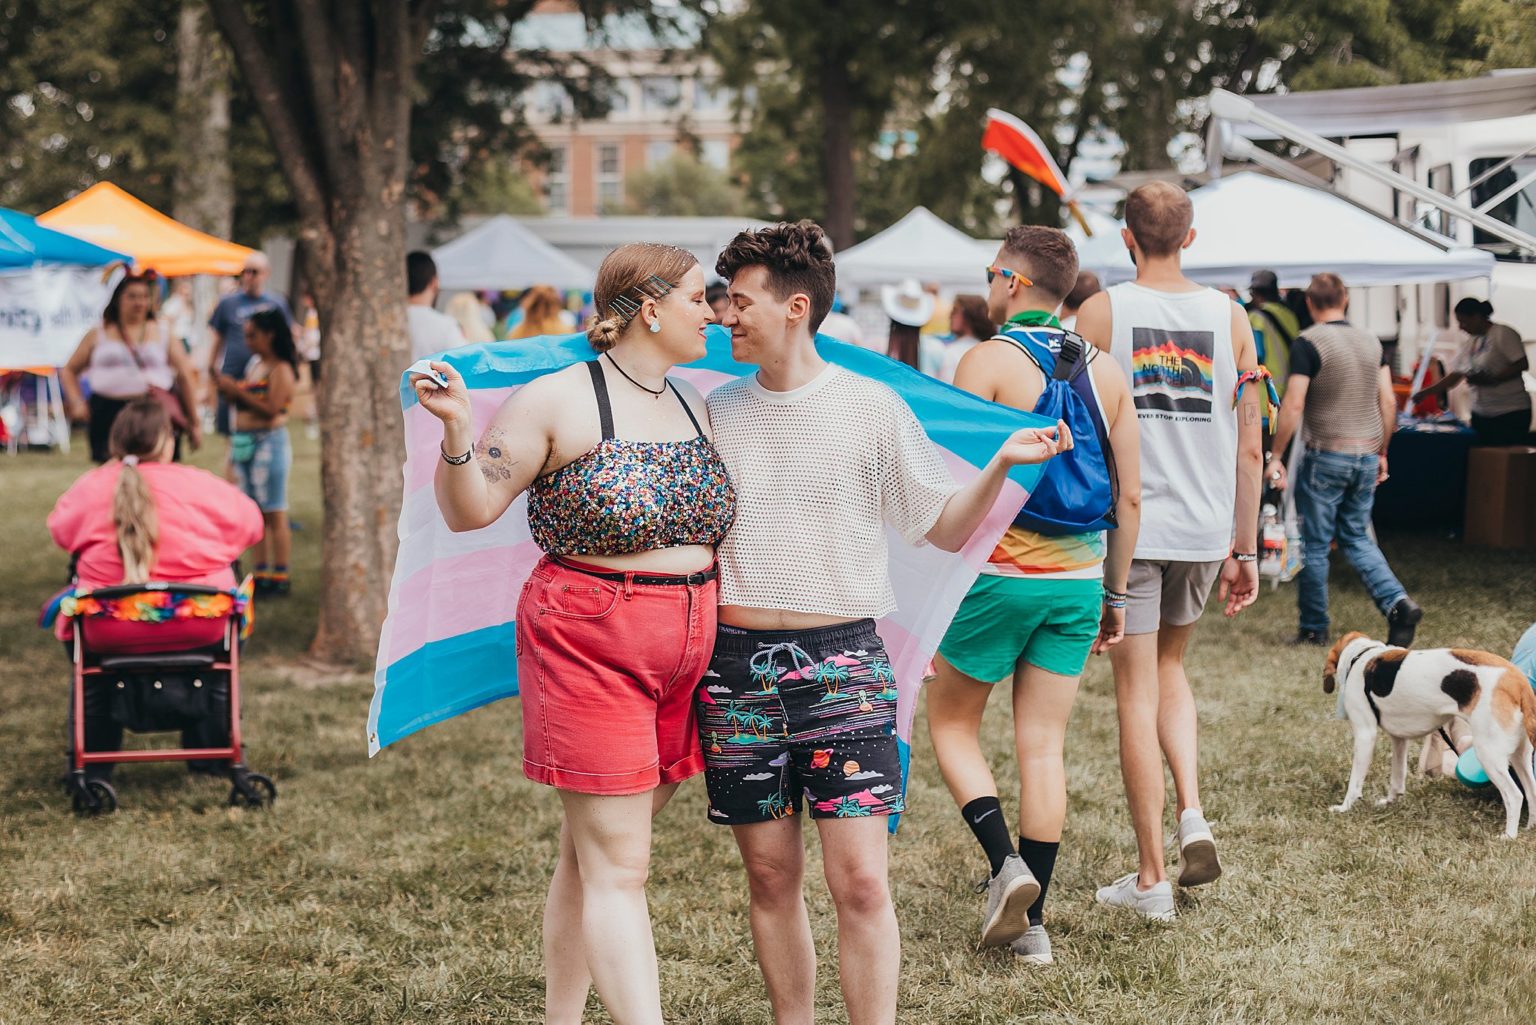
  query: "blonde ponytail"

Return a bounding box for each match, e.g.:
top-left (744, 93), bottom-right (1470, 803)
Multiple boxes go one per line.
top-left (106, 398), bottom-right (171, 584)
top-left (114, 459), bottom-right (159, 584)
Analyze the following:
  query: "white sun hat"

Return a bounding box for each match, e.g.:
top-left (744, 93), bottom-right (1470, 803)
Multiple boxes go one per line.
top-left (880, 277), bottom-right (935, 327)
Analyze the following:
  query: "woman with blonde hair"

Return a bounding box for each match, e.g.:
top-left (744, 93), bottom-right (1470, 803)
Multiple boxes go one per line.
top-left (445, 291), bottom-right (494, 344)
top-left (47, 397), bottom-right (263, 779)
top-left (510, 284), bottom-right (572, 338)
top-left (412, 243), bottom-right (733, 1025)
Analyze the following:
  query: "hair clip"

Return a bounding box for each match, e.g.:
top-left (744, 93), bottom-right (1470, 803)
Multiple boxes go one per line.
top-left (643, 274), bottom-right (675, 295)
top-left (609, 294), bottom-right (642, 321)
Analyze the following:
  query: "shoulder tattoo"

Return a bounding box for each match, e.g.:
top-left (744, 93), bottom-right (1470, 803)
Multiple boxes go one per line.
top-left (476, 427), bottom-right (518, 484)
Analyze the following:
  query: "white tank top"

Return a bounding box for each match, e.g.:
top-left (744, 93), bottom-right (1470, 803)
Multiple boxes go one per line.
top-left (88, 322), bottom-right (175, 398)
top-left (1106, 282), bottom-right (1238, 562)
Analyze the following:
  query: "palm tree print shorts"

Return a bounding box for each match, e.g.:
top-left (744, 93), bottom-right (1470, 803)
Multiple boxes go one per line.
top-left (697, 619), bottom-right (905, 824)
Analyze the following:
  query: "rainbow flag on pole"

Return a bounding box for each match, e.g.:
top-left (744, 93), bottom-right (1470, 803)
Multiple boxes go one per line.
top-left (368, 327), bottom-right (1051, 822)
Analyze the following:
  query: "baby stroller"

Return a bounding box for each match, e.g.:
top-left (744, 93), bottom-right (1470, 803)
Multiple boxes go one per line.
top-left (47, 578), bottom-right (276, 815)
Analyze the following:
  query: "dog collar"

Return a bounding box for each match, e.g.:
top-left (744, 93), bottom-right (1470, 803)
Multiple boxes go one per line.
top-left (1340, 641), bottom-right (1390, 685)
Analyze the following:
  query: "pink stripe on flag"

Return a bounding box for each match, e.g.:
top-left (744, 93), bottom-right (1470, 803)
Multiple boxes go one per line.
top-left (384, 540), bottom-right (544, 664)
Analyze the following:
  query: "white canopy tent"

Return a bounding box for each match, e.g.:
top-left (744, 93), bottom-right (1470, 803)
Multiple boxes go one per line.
top-left (835, 206), bottom-right (995, 291)
top-left (432, 215), bottom-right (594, 291)
top-left (1076, 173), bottom-right (1495, 288)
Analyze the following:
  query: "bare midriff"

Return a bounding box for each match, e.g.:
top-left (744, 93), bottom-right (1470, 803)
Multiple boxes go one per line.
top-left (718, 605), bottom-right (859, 631)
top-left (566, 544), bottom-right (717, 577)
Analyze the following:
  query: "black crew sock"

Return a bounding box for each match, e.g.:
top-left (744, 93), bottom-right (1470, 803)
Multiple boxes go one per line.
top-left (961, 796), bottom-right (1015, 876)
top-left (1017, 836), bottom-right (1059, 926)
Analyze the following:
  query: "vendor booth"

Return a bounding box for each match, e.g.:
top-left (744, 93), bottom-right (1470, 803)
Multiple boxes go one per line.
top-left (38, 182), bottom-right (254, 277)
top-left (1077, 173), bottom-right (1496, 287)
top-left (0, 208), bottom-right (130, 453)
top-left (432, 215), bottom-right (594, 291)
top-left (834, 206), bottom-right (996, 292)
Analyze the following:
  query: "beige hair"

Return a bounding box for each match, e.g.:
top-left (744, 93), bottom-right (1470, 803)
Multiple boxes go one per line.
top-left (585, 243), bottom-right (698, 352)
top-left (512, 285), bottom-right (570, 340)
top-left (1124, 181), bottom-right (1194, 258)
top-left (107, 398), bottom-right (170, 584)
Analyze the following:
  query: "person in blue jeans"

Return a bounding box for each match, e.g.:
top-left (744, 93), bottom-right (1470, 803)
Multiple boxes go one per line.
top-left (1268, 273), bottom-right (1422, 647)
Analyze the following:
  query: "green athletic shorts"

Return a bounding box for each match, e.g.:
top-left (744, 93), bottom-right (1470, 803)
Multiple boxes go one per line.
top-left (937, 575), bottom-right (1102, 681)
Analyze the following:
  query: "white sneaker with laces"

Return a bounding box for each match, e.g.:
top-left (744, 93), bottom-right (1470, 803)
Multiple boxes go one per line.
top-left (1095, 872), bottom-right (1175, 922)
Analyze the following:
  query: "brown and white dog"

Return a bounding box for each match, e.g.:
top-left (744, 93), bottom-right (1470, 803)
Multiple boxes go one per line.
top-left (1324, 632), bottom-right (1536, 838)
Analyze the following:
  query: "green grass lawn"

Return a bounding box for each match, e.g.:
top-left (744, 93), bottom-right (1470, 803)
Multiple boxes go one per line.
top-left (3, 433), bottom-right (1536, 1024)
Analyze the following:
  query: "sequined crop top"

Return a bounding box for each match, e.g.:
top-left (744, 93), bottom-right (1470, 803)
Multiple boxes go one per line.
top-left (526, 360), bottom-right (736, 556)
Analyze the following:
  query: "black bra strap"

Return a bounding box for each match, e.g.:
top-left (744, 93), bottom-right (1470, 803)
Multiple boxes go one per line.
top-left (586, 360), bottom-right (615, 440)
top-left (667, 381), bottom-right (706, 437)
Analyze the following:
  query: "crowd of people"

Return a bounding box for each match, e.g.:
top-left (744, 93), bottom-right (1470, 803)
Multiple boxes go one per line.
top-left (41, 177), bottom-right (1533, 1025)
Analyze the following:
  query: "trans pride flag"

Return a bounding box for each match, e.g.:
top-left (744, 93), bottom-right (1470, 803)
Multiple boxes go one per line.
top-left (368, 327), bottom-right (1052, 817)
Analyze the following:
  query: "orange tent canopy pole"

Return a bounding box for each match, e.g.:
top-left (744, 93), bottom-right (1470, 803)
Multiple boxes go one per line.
top-left (38, 183), bottom-right (255, 277)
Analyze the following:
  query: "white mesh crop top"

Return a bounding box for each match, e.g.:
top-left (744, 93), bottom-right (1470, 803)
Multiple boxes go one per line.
top-left (705, 364), bottom-right (959, 619)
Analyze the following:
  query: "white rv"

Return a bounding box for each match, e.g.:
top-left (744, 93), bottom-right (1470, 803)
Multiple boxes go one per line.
top-left (1217, 70), bottom-right (1536, 370)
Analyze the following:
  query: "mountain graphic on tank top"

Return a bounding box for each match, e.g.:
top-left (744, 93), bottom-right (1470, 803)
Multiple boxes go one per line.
top-left (1129, 327), bottom-right (1215, 417)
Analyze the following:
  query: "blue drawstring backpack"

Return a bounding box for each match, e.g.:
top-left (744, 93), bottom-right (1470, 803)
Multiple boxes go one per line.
top-left (999, 325), bottom-right (1118, 535)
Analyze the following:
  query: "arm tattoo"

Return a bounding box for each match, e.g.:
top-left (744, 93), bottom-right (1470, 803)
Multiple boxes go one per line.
top-left (1243, 404), bottom-right (1259, 426)
top-left (476, 427), bottom-right (518, 484)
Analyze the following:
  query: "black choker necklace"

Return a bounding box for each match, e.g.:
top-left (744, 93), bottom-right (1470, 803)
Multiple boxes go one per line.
top-left (604, 352), bottom-right (667, 396)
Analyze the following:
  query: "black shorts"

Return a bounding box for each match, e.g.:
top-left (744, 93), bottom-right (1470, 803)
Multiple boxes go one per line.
top-left (697, 619), bottom-right (905, 824)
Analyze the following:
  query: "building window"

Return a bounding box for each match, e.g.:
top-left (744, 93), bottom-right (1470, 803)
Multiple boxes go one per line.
top-left (693, 79), bottom-right (730, 113)
top-left (531, 80), bottom-right (573, 120)
top-left (699, 139), bottom-right (730, 171)
top-left (596, 142), bottom-right (623, 212)
top-left (645, 140), bottom-right (675, 168)
top-left (545, 145), bottom-right (569, 214)
top-left (602, 78), bottom-right (631, 116)
top-left (641, 76), bottom-right (681, 112)
top-left (1470, 155), bottom-right (1536, 263)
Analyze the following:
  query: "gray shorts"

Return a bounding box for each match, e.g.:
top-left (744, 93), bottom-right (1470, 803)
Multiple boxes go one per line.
top-left (1124, 558), bottom-right (1223, 636)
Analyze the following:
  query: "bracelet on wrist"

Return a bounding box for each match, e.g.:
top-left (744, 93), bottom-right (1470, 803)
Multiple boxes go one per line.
top-left (1103, 588), bottom-right (1128, 609)
top-left (1230, 551), bottom-right (1258, 563)
top-left (440, 444), bottom-right (472, 466)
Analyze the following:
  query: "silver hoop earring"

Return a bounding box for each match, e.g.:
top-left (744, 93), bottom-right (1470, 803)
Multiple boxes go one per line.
top-left (648, 319), bottom-right (661, 333)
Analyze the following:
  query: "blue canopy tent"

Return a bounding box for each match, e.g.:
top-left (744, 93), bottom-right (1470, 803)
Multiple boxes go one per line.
top-left (0, 208), bottom-right (129, 452)
top-left (0, 207), bottom-right (130, 268)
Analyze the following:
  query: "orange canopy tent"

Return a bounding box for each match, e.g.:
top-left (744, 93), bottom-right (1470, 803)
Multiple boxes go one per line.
top-left (37, 182), bottom-right (254, 277)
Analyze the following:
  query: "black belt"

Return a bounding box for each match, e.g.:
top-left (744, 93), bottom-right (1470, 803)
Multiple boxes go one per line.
top-left (553, 557), bottom-right (718, 587)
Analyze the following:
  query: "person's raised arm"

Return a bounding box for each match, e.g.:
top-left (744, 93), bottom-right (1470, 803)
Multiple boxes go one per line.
top-left (1093, 359), bottom-right (1140, 654)
top-left (1074, 291), bottom-right (1113, 354)
top-left (1220, 302), bottom-right (1263, 617)
top-left (419, 362), bottom-right (554, 532)
top-left (59, 329), bottom-right (95, 422)
top-left (925, 421), bottom-right (1071, 552)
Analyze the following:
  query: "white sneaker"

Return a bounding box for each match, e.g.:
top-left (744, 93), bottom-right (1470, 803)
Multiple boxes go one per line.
top-left (1176, 808), bottom-right (1222, 887)
top-left (1095, 872), bottom-right (1175, 922)
top-left (980, 854), bottom-right (1040, 947)
top-left (1010, 923), bottom-right (1053, 965)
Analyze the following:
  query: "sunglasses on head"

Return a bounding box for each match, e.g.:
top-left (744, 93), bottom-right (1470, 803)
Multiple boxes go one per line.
top-left (986, 265), bottom-right (1032, 287)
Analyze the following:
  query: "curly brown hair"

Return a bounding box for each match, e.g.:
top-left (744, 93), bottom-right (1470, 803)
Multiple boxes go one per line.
top-left (714, 220), bottom-right (836, 333)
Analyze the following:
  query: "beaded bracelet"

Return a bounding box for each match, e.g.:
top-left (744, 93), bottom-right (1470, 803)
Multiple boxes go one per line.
top-left (1230, 551), bottom-right (1258, 563)
top-left (441, 444), bottom-right (472, 466)
top-left (1103, 588), bottom-right (1128, 609)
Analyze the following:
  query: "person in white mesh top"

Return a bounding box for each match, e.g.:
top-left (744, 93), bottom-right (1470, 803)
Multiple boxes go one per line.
top-left (700, 220), bottom-right (1068, 1025)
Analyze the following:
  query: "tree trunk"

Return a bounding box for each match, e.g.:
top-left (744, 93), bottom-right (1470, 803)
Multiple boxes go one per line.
top-left (206, 0), bottom-right (423, 667)
top-left (819, 51), bottom-right (856, 251)
top-left (172, 2), bottom-right (232, 238)
top-left (307, 187), bottom-right (409, 665)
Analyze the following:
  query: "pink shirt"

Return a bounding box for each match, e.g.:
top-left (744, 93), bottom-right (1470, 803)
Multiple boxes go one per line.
top-left (48, 462), bottom-right (265, 592)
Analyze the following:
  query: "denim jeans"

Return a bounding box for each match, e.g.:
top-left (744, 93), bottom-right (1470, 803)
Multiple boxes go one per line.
top-left (1294, 449), bottom-right (1407, 633)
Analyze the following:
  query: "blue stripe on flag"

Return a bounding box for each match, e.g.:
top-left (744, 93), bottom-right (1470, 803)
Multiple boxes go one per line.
top-left (369, 621), bottom-right (520, 753)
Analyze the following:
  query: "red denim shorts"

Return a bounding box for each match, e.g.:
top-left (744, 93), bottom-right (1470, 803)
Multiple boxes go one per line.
top-left (516, 556), bottom-right (717, 795)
